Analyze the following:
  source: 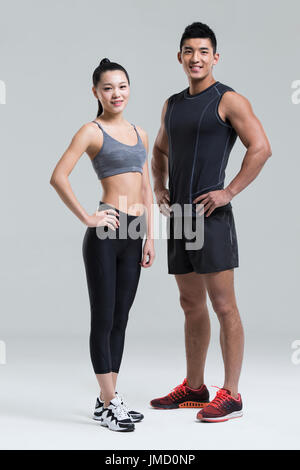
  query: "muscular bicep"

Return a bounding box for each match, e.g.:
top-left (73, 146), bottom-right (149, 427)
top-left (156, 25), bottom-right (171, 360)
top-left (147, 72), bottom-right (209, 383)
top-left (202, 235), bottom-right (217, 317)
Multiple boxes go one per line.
top-left (222, 92), bottom-right (271, 151)
top-left (50, 123), bottom-right (95, 180)
top-left (153, 99), bottom-right (169, 156)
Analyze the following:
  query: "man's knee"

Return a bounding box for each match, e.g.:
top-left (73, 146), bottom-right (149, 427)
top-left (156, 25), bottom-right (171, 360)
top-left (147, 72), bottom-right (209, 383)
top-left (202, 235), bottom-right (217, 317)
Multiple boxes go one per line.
top-left (211, 299), bottom-right (237, 320)
top-left (179, 293), bottom-right (207, 316)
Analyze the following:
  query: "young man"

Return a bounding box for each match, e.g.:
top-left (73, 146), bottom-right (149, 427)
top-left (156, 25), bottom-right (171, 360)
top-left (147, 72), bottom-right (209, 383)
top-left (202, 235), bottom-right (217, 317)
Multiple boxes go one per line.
top-left (150, 22), bottom-right (271, 422)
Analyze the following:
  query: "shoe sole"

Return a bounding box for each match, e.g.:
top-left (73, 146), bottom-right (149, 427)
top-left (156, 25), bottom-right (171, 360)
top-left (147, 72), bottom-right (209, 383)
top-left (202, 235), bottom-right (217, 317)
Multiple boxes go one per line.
top-left (93, 413), bottom-right (143, 423)
top-left (93, 415), bottom-right (103, 421)
top-left (100, 422), bottom-right (135, 432)
top-left (131, 416), bottom-right (144, 423)
top-left (197, 411), bottom-right (243, 422)
top-left (151, 401), bottom-right (210, 409)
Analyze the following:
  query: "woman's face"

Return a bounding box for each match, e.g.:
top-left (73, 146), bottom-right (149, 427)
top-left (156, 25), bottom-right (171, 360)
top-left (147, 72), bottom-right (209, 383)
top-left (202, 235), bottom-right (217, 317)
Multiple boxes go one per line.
top-left (94, 70), bottom-right (130, 114)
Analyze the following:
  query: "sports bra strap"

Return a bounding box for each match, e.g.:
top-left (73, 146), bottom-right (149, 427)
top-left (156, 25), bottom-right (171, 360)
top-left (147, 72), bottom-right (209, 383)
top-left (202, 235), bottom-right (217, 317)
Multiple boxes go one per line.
top-left (93, 120), bottom-right (136, 130)
top-left (131, 123), bottom-right (140, 139)
top-left (92, 120), bottom-right (139, 139)
top-left (92, 120), bottom-right (103, 130)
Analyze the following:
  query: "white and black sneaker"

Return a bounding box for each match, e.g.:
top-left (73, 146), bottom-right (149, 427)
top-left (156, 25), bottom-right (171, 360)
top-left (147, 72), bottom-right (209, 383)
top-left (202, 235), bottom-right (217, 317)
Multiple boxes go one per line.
top-left (116, 392), bottom-right (144, 423)
top-left (101, 396), bottom-right (135, 432)
top-left (93, 397), bottom-right (105, 421)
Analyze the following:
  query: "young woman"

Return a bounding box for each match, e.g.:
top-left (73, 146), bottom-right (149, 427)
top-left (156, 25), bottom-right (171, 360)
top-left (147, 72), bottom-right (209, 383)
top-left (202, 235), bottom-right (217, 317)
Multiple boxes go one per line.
top-left (50, 58), bottom-right (155, 432)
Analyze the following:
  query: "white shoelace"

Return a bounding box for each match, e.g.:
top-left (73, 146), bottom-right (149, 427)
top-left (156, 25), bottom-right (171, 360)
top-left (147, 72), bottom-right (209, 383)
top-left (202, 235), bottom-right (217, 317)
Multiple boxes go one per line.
top-left (116, 393), bottom-right (130, 413)
top-left (111, 397), bottom-right (130, 420)
top-left (114, 404), bottom-right (129, 420)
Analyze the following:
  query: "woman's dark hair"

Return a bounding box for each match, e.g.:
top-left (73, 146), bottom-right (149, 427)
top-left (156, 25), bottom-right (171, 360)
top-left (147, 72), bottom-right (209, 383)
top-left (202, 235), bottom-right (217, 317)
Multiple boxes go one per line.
top-left (180, 22), bottom-right (217, 54)
top-left (92, 58), bottom-right (130, 117)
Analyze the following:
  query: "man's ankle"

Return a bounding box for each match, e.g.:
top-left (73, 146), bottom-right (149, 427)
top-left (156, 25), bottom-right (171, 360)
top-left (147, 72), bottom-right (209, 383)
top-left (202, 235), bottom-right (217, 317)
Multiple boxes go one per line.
top-left (223, 386), bottom-right (239, 399)
top-left (186, 378), bottom-right (204, 390)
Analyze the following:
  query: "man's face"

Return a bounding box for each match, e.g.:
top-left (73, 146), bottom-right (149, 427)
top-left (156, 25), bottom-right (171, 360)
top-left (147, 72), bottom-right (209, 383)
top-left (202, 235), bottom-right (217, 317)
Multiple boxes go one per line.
top-left (178, 37), bottom-right (219, 80)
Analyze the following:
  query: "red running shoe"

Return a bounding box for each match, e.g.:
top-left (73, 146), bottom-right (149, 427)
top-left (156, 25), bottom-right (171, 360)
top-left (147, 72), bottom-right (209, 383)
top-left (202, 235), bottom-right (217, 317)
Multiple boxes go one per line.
top-left (150, 378), bottom-right (210, 409)
top-left (196, 387), bottom-right (243, 422)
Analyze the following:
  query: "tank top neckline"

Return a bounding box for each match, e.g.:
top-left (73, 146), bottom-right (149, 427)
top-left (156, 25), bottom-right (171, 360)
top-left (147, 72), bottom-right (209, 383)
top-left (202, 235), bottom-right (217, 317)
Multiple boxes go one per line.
top-left (92, 120), bottom-right (140, 148)
top-left (184, 81), bottom-right (220, 99)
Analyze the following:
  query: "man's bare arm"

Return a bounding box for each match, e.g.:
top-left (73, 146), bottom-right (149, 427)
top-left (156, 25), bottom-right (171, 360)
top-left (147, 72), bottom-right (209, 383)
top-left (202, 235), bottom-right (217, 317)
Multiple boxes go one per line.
top-left (193, 92), bottom-right (272, 216)
top-left (151, 99), bottom-right (171, 213)
top-left (221, 92), bottom-right (272, 198)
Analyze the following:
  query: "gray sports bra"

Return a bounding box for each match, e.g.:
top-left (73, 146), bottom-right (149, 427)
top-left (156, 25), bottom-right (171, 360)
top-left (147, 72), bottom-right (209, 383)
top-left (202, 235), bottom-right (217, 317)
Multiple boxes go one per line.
top-left (91, 120), bottom-right (147, 180)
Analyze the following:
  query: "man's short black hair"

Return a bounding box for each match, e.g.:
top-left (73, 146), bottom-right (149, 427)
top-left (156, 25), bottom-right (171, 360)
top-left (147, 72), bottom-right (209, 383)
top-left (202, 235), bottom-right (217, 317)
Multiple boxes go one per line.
top-left (180, 22), bottom-right (217, 54)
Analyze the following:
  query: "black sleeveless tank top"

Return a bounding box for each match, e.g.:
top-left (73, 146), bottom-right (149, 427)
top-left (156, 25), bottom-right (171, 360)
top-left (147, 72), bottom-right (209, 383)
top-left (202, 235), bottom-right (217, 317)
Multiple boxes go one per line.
top-left (164, 81), bottom-right (237, 213)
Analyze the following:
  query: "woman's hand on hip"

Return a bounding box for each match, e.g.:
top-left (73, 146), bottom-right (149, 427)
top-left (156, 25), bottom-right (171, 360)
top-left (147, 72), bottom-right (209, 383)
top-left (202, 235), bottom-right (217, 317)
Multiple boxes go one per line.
top-left (85, 209), bottom-right (120, 229)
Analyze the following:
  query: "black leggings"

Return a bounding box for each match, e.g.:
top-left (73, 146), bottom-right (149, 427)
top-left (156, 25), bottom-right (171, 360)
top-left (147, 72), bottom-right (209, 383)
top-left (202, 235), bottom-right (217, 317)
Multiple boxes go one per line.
top-left (82, 202), bottom-right (146, 374)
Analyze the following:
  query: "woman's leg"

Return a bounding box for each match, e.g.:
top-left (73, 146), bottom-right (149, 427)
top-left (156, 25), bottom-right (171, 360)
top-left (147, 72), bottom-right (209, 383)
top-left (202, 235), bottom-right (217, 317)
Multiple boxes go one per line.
top-left (112, 372), bottom-right (118, 390)
top-left (98, 373), bottom-right (114, 407)
top-left (110, 237), bottom-right (143, 376)
top-left (82, 227), bottom-right (117, 406)
top-left (107, 236), bottom-right (146, 423)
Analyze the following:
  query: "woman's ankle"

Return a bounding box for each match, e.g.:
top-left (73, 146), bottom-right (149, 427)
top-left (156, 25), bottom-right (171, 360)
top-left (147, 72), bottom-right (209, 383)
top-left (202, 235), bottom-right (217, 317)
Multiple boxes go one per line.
top-left (102, 392), bottom-right (116, 408)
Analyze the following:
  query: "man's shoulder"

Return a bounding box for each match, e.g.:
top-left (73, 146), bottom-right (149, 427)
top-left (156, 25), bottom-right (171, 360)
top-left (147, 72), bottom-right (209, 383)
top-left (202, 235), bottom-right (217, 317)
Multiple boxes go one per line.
top-left (215, 81), bottom-right (236, 95)
top-left (167, 82), bottom-right (238, 102)
top-left (166, 88), bottom-right (186, 104)
top-left (216, 83), bottom-right (252, 117)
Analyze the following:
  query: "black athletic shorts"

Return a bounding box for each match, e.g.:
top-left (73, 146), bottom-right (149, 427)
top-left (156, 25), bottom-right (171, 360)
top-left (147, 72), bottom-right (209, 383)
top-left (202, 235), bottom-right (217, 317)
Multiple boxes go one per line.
top-left (167, 203), bottom-right (239, 275)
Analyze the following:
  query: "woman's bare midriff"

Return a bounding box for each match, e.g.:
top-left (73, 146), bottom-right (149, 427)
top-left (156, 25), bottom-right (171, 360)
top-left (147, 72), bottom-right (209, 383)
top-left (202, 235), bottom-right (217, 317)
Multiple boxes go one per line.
top-left (100, 172), bottom-right (145, 216)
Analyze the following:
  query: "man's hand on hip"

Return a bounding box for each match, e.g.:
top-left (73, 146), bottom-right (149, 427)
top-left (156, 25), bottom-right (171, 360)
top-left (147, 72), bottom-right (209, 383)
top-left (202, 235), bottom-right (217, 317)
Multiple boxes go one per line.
top-left (155, 188), bottom-right (171, 217)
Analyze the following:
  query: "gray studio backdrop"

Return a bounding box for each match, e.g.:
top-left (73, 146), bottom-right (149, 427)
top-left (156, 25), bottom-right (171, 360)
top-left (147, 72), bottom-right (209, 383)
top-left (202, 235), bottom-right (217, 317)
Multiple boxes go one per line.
top-left (0, 0), bottom-right (299, 405)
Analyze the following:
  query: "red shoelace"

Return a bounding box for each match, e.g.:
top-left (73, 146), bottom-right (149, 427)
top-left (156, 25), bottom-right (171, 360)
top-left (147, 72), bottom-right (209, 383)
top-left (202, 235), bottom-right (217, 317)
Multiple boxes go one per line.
top-left (208, 386), bottom-right (232, 409)
top-left (170, 379), bottom-right (187, 400)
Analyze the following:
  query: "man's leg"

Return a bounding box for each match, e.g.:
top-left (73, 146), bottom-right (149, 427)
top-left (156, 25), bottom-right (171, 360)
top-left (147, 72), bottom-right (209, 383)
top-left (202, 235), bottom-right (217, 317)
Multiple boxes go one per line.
top-left (175, 272), bottom-right (211, 389)
top-left (203, 269), bottom-right (244, 397)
